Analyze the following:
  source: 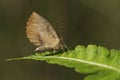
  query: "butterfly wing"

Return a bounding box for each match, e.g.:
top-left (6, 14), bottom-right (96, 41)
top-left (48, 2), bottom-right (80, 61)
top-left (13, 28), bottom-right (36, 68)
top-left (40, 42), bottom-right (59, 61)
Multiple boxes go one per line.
top-left (26, 12), bottom-right (60, 51)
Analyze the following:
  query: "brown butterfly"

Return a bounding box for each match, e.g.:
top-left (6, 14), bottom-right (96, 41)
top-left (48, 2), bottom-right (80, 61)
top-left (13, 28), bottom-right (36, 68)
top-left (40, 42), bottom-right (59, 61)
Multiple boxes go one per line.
top-left (26, 12), bottom-right (63, 52)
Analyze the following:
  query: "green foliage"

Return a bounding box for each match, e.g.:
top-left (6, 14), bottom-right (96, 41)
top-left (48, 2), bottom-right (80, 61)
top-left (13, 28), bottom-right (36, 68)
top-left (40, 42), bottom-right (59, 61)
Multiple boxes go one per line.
top-left (8, 44), bottom-right (120, 80)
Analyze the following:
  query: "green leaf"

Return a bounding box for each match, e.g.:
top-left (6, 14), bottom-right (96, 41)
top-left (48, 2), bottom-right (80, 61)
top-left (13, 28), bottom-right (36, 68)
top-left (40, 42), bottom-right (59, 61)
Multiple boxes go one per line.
top-left (7, 44), bottom-right (120, 80)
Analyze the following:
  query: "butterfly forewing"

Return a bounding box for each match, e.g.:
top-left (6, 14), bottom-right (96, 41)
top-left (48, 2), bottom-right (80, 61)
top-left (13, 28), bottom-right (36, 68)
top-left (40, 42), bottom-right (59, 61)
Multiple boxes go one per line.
top-left (26, 12), bottom-right (61, 51)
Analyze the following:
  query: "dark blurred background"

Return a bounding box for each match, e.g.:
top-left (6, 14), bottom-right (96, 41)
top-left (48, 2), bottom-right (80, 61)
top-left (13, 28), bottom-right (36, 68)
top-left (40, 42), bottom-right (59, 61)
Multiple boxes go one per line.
top-left (1, 0), bottom-right (120, 80)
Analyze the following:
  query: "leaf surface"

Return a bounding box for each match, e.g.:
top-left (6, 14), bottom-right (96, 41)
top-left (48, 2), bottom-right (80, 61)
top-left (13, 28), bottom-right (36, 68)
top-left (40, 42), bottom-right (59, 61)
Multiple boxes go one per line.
top-left (8, 45), bottom-right (120, 80)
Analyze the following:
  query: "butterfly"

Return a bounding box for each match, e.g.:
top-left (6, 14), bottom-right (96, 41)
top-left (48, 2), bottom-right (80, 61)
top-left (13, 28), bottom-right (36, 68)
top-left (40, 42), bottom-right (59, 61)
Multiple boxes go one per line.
top-left (26, 12), bottom-right (63, 52)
